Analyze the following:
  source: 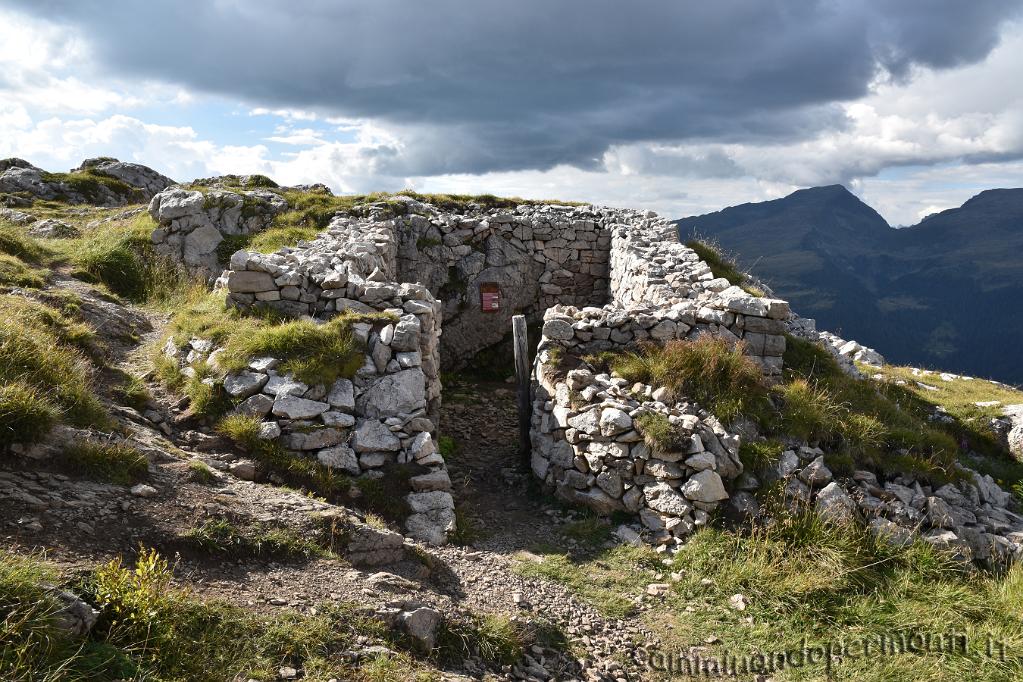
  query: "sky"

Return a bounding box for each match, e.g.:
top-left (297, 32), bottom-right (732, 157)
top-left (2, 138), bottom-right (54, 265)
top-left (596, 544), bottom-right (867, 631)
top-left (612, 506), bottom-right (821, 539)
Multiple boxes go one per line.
top-left (2, 1), bottom-right (1023, 226)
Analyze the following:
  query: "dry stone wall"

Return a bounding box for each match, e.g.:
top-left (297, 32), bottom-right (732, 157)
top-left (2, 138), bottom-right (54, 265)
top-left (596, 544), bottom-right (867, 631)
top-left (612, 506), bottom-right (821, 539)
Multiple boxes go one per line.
top-left (149, 188), bottom-right (288, 277)
top-left (529, 209), bottom-right (792, 543)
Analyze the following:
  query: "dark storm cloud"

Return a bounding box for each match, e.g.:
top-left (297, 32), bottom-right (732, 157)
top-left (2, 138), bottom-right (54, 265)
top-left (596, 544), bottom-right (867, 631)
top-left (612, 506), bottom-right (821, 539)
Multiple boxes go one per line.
top-left (10, 0), bottom-right (1023, 175)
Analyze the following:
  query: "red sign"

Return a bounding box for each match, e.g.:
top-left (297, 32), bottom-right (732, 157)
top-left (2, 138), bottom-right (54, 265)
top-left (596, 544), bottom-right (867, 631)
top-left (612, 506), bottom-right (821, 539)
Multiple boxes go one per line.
top-left (480, 283), bottom-right (500, 312)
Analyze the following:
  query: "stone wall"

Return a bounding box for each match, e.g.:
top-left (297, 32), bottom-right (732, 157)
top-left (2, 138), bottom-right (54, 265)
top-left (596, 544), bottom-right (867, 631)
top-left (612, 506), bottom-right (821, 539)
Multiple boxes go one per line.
top-left (149, 187), bottom-right (288, 277)
top-left (530, 365), bottom-right (742, 548)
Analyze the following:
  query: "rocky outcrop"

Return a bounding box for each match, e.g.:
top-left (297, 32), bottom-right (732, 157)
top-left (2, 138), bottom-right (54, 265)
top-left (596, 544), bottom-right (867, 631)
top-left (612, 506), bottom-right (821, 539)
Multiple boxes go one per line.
top-left (74, 157), bottom-right (174, 199)
top-left (0, 157), bottom-right (172, 206)
top-left (149, 187), bottom-right (288, 277)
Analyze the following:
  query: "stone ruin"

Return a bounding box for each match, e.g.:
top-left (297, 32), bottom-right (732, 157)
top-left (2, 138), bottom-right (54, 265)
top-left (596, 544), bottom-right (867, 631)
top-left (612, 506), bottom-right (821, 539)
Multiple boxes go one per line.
top-left (151, 188), bottom-right (791, 545)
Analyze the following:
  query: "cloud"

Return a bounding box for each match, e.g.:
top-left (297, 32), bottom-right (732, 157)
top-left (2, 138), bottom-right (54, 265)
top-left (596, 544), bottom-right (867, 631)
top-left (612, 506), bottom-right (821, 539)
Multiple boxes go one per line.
top-left (7, 0), bottom-right (1022, 175)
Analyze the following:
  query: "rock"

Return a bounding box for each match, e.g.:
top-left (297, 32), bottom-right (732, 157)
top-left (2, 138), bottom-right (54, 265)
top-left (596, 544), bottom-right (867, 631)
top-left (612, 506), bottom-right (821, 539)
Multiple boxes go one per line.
top-left (644, 483), bottom-right (693, 516)
top-left (52, 589), bottom-right (99, 637)
top-left (356, 370), bottom-right (425, 418)
top-left (798, 456), bottom-right (833, 488)
top-left (327, 378), bottom-right (356, 412)
top-left (230, 461), bottom-right (258, 480)
top-left (234, 393), bottom-right (274, 417)
top-left (258, 421), bottom-right (281, 439)
top-left (599, 408), bottom-right (632, 436)
top-left (271, 395), bottom-right (329, 419)
top-left (317, 445), bottom-right (360, 474)
top-left (646, 583), bottom-right (670, 597)
top-left (867, 517), bottom-right (914, 548)
top-left (815, 482), bottom-right (857, 524)
top-left (410, 470), bottom-right (452, 492)
top-left (728, 593), bottom-right (748, 611)
top-left (28, 218), bottom-right (79, 238)
top-left (130, 484), bottom-right (157, 498)
top-left (681, 470), bottom-right (728, 503)
top-left (228, 270), bottom-right (276, 293)
top-left (352, 419), bottom-right (401, 452)
top-left (223, 371), bottom-right (268, 399)
top-left (399, 607), bottom-right (442, 653)
top-left (542, 319), bottom-right (574, 340)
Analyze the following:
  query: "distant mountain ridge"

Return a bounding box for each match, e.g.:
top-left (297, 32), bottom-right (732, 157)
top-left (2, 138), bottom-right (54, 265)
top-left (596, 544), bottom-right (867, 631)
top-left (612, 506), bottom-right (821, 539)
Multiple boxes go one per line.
top-left (676, 185), bottom-right (1023, 383)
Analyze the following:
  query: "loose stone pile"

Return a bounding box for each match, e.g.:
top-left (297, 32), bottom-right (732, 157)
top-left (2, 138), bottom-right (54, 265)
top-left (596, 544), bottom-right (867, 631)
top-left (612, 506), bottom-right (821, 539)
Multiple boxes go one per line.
top-left (787, 315), bottom-right (885, 373)
top-left (743, 445), bottom-right (1023, 568)
top-left (149, 187), bottom-right (288, 276)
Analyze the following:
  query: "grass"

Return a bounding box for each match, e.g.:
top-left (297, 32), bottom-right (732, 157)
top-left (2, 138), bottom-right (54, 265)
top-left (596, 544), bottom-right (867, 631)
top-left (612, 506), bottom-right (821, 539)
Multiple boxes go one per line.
top-left (159, 289), bottom-right (390, 387)
top-left (0, 304), bottom-right (107, 444)
top-left (685, 239), bottom-right (765, 296)
top-left (186, 460), bottom-right (216, 483)
top-left (609, 336), bottom-right (768, 422)
top-left (3, 547), bottom-right (542, 680)
top-left (61, 441), bottom-right (148, 485)
top-left (0, 223), bottom-right (52, 287)
top-left (0, 254), bottom-right (47, 287)
top-left (0, 548), bottom-right (442, 681)
top-left (635, 412), bottom-right (691, 455)
top-left (182, 518), bottom-right (328, 560)
top-left (54, 214), bottom-right (188, 302)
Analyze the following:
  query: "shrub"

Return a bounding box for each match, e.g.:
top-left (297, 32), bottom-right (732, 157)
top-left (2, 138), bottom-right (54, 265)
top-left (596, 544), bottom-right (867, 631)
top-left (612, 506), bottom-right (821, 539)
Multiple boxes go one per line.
top-left (613, 337), bottom-right (767, 421)
top-left (62, 441), bottom-right (149, 485)
top-left (0, 381), bottom-right (59, 446)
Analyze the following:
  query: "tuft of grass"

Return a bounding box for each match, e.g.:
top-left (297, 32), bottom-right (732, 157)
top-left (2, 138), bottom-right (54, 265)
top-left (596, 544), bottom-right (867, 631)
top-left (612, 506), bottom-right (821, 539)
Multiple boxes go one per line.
top-left (685, 239), bottom-right (765, 296)
top-left (0, 381), bottom-right (59, 447)
top-left (738, 438), bottom-right (785, 473)
top-left (218, 312), bottom-right (378, 385)
top-left (436, 613), bottom-right (529, 667)
top-left (62, 441), bottom-right (148, 485)
top-left (187, 460), bottom-right (217, 484)
top-left (776, 377), bottom-right (848, 442)
top-left (0, 222), bottom-right (50, 263)
top-left (59, 215), bottom-right (188, 302)
top-left (0, 312), bottom-right (107, 435)
top-left (183, 518), bottom-right (327, 560)
top-left (113, 373), bottom-right (151, 411)
top-left (437, 435), bottom-right (458, 459)
top-left (612, 336), bottom-right (768, 422)
top-left (635, 412), bottom-right (690, 455)
top-left (0, 254), bottom-right (47, 287)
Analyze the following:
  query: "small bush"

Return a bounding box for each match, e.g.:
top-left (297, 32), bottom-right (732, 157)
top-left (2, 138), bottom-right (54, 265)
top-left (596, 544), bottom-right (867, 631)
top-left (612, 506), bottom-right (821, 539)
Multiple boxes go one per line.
top-left (0, 381), bottom-right (58, 446)
top-left (63, 441), bottom-right (149, 485)
top-left (612, 337), bottom-right (767, 421)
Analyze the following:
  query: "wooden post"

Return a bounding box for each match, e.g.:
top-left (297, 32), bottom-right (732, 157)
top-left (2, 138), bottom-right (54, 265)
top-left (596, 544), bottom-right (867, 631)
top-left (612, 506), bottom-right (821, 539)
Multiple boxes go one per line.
top-left (512, 315), bottom-right (532, 468)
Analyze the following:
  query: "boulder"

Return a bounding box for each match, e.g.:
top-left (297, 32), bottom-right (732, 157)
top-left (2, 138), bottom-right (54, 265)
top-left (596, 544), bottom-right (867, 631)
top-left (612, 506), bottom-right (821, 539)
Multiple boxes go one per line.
top-left (681, 470), bottom-right (728, 503)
